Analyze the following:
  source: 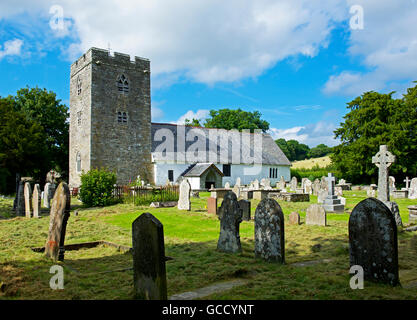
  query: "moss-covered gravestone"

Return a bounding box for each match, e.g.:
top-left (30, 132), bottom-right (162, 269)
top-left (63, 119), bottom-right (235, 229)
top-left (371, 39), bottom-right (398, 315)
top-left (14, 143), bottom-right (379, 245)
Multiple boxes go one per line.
top-left (238, 199), bottom-right (251, 221)
top-left (217, 191), bottom-right (242, 253)
top-left (132, 213), bottom-right (167, 300)
top-left (254, 198), bottom-right (285, 263)
top-left (45, 182), bottom-right (71, 261)
top-left (349, 198), bottom-right (400, 286)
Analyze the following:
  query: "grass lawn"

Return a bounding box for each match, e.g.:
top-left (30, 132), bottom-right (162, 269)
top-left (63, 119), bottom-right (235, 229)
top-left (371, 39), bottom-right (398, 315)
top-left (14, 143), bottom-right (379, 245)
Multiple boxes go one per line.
top-left (1, 191), bottom-right (417, 300)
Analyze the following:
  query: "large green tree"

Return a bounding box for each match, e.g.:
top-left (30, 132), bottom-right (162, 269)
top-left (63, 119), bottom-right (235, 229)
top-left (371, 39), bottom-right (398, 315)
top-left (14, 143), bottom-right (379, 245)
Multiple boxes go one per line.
top-left (0, 99), bottom-right (48, 193)
top-left (331, 85), bottom-right (417, 184)
top-left (308, 144), bottom-right (332, 158)
top-left (6, 87), bottom-right (69, 177)
top-left (203, 108), bottom-right (270, 133)
top-left (275, 138), bottom-right (310, 161)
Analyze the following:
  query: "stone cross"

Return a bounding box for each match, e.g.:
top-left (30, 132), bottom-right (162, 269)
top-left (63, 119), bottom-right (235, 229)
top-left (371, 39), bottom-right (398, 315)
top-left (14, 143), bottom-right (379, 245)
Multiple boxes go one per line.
top-left (372, 145), bottom-right (396, 202)
top-left (45, 182), bottom-right (71, 261)
top-left (132, 212), bottom-right (167, 300)
top-left (217, 191), bottom-right (242, 253)
top-left (404, 177), bottom-right (411, 189)
top-left (327, 173), bottom-right (336, 196)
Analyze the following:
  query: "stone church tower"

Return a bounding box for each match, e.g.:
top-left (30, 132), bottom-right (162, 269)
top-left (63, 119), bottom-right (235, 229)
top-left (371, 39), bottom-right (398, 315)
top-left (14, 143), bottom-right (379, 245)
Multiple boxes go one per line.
top-left (69, 47), bottom-right (153, 187)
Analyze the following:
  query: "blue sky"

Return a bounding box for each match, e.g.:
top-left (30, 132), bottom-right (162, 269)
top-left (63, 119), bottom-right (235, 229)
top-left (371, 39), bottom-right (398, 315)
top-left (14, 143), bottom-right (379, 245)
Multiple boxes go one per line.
top-left (1, 1), bottom-right (417, 147)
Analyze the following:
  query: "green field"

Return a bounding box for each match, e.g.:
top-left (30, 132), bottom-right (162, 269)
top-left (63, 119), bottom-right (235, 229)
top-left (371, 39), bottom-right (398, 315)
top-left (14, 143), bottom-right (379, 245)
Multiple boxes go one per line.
top-left (1, 191), bottom-right (417, 300)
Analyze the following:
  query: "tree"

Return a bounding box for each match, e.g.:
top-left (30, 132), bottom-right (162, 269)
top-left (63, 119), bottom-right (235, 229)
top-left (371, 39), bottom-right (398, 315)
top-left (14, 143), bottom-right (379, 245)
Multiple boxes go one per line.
top-left (6, 87), bottom-right (69, 179)
top-left (275, 138), bottom-right (310, 161)
top-left (184, 118), bottom-right (202, 127)
top-left (0, 99), bottom-right (48, 193)
top-left (308, 144), bottom-right (332, 158)
top-left (331, 85), bottom-right (417, 184)
top-left (203, 108), bottom-right (269, 133)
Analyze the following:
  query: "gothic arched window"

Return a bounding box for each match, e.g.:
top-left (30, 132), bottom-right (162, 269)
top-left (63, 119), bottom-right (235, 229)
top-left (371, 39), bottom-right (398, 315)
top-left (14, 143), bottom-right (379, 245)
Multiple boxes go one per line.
top-left (117, 74), bottom-right (129, 93)
top-left (76, 152), bottom-right (81, 172)
top-left (77, 76), bottom-right (82, 95)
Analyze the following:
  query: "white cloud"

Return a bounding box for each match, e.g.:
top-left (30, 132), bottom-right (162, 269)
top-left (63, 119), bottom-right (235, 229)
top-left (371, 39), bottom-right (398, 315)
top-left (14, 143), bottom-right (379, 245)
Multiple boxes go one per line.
top-left (324, 0), bottom-right (417, 96)
top-left (269, 121), bottom-right (339, 147)
top-left (176, 109), bottom-right (210, 125)
top-left (0, 0), bottom-right (349, 85)
top-left (0, 39), bottom-right (24, 60)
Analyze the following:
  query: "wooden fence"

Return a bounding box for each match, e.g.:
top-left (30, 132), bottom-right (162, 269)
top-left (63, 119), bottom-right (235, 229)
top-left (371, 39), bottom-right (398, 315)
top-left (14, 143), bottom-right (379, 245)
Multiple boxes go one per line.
top-left (113, 185), bottom-right (179, 205)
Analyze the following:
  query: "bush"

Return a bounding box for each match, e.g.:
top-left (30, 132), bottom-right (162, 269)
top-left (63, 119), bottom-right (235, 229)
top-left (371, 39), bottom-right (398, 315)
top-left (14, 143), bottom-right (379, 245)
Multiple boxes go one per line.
top-left (291, 164), bottom-right (341, 182)
top-left (79, 168), bottom-right (118, 207)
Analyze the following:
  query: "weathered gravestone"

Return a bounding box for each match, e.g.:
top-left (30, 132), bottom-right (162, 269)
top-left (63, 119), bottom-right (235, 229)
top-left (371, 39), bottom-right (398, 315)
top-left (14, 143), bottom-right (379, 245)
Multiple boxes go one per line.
top-left (304, 179), bottom-right (312, 195)
top-left (306, 204), bottom-right (327, 226)
top-left (232, 184), bottom-right (241, 199)
top-left (178, 179), bottom-right (191, 211)
top-left (349, 198), bottom-right (400, 286)
top-left (217, 192), bottom-right (242, 253)
top-left (372, 145), bottom-right (402, 226)
top-left (16, 181), bottom-right (25, 216)
top-left (235, 177), bottom-right (241, 187)
top-left (254, 198), bottom-right (285, 263)
top-left (277, 176), bottom-right (286, 190)
top-left (290, 177), bottom-right (297, 191)
top-left (13, 173), bottom-right (21, 211)
top-left (238, 199), bottom-right (251, 221)
top-left (45, 182), bottom-right (71, 261)
top-left (24, 182), bottom-right (32, 218)
top-left (32, 184), bottom-right (41, 218)
top-left (224, 182), bottom-right (231, 189)
top-left (408, 178), bottom-right (417, 199)
top-left (253, 179), bottom-right (260, 190)
top-left (289, 212), bottom-right (300, 225)
top-left (317, 188), bottom-right (328, 204)
top-left (312, 179), bottom-right (321, 196)
top-left (132, 212), bottom-right (167, 300)
top-left (207, 197), bottom-right (217, 215)
top-left (43, 183), bottom-right (51, 208)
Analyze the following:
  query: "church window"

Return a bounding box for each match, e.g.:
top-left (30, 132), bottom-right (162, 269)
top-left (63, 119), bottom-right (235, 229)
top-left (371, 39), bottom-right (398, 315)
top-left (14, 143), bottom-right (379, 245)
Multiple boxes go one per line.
top-left (77, 76), bottom-right (82, 95)
top-left (223, 164), bottom-right (231, 177)
top-left (76, 152), bottom-right (81, 172)
top-left (117, 111), bottom-right (128, 123)
top-left (117, 74), bottom-right (129, 93)
top-left (269, 168), bottom-right (278, 178)
top-left (168, 170), bottom-right (174, 182)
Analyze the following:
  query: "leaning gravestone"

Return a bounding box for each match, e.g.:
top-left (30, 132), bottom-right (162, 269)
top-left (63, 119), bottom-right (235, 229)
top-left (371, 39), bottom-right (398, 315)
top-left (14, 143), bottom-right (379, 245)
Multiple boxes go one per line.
top-left (217, 192), bottom-right (242, 253)
top-left (238, 199), bottom-right (251, 221)
top-left (254, 198), bottom-right (285, 263)
top-left (178, 179), bottom-right (191, 211)
top-left (32, 184), bottom-right (41, 218)
top-left (306, 204), bottom-right (327, 226)
top-left (372, 145), bottom-right (402, 226)
top-left (132, 212), bottom-right (167, 300)
top-left (409, 178), bottom-right (417, 200)
top-left (289, 212), bottom-right (300, 225)
top-left (16, 181), bottom-right (25, 216)
top-left (349, 198), bottom-right (400, 286)
top-left (45, 182), bottom-right (71, 261)
top-left (24, 182), bottom-right (32, 218)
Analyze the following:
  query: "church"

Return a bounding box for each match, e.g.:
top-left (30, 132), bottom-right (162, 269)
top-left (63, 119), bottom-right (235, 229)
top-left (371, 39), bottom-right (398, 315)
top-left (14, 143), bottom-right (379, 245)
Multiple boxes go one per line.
top-left (69, 48), bottom-right (291, 189)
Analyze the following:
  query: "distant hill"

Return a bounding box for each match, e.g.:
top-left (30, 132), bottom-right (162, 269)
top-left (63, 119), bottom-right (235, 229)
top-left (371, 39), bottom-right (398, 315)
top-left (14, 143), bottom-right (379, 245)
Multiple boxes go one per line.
top-left (291, 156), bottom-right (332, 169)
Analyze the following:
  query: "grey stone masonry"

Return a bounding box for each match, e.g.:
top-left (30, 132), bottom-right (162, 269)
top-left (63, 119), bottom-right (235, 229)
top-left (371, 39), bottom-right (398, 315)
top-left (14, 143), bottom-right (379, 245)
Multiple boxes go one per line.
top-left (69, 48), bottom-right (153, 187)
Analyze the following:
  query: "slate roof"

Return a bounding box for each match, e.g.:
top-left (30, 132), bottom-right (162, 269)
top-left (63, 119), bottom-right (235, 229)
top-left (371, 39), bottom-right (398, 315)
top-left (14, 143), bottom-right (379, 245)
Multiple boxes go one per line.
top-left (183, 163), bottom-right (225, 177)
top-left (151, 123), bottom-right (291, 166)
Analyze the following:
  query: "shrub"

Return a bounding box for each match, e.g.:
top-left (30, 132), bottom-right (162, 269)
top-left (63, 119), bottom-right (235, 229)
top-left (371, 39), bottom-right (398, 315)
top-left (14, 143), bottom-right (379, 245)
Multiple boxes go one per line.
top-left (79, 168), bottom-right (118, 207)
top-left (291, 164), bottom-right (341, 182)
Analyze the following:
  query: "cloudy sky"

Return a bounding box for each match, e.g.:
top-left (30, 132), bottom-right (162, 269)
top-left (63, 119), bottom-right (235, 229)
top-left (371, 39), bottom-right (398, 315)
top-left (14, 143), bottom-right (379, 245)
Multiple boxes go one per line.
top-left (1, 0), bottom-right (416, 147)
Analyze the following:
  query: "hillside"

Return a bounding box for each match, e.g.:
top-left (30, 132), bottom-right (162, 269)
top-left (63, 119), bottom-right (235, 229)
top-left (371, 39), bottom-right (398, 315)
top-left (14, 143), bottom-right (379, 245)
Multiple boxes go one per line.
top-left (291, 155), bottom-right (332, 169)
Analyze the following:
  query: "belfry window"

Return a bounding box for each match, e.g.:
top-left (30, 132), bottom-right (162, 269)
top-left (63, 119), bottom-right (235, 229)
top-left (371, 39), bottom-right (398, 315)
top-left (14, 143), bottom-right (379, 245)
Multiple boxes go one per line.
top-left (76, 152), bottom-right (81, 172)
top-left (77, 111), bottom-right (82, 125)
top-left (117, 74), bottom-right (129, 93)
top-left (117, 111), bottom-right (128, 123)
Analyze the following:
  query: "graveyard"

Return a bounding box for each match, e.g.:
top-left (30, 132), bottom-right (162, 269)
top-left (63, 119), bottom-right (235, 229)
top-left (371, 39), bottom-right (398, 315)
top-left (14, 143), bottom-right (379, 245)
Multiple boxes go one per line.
top-left (1, 186), bottom-right (417, 300)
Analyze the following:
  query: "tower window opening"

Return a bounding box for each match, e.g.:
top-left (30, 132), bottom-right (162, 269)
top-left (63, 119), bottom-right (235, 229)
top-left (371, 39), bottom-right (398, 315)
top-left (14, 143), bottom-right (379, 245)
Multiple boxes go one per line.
top-left (117, 74), bottom-right (129, 93)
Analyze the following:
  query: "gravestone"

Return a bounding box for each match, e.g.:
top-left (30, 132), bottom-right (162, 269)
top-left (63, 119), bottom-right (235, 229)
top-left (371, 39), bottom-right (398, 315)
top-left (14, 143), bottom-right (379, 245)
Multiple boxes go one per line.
top-left (335, 186), bottom-right (343, 197)
top-left (132, 212), bottom-right (167, 300)
top-left (43, 183), bottom-right (51, 208)
top-left (290, 177), bottom-right (297, 191)
top-left (303, 179), bottom-right (312, 195)
top-left (367, 184), bottom-right (377, 198)
top-left (306, 204), bottom-right (327, 226)
top-left (289, 212), bottom-right (300, 225)
top-left (277, 176), bottom-right (286, 190)
top-left (322, 173), bottom-right (344, 213)
top-left (16, 181), bottom-right (25, 216)
top-left (349, 198), bottom-right (400, 286)
top-left (408, 178), bottom-right (417, 199)
top-left (232, 184), bottom-right (241, 199)
top-left (235, 177), bottom-right (241, 187)
top-left (263, 178), bottom-right (272, 190)
top-left (207, 197), bottom-right (217, 215)
top-left (24, 182), bottom-right (32, 218)
top-left (320, 176), bottom-right (328, 190)
top-left (389, 176), bottom-right (396, 194)
top-left (317, 188), bottom-right (328, 204)
top-left (253, 179), bottom-right (260, 190)
top-left (224, 182), bottom-right (231, 189)
top-left (32, 184), bottom-right (41, 218)
top-left (372, 145), bottom-right (402, 226)
top-left (408, 205), bottom-right (417, 224)
top-left (13, 173), bottom-right (21, 211)
top-left (217, 191), bottom-right (242, 253)
top-left (178, 179), bottom-right (191, 211)
top-left (312, 179), bottom-right (321, 196)
top-left (238, 199), bottom-right (251, 221)
top-left (254, 198), bottom-right (285, 263)
top-left (45, 182), bottom-right (71, 261)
